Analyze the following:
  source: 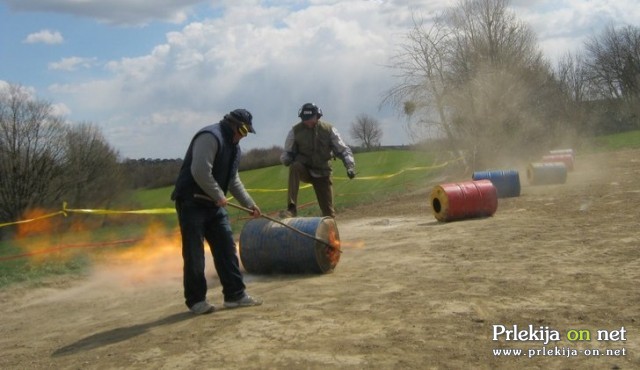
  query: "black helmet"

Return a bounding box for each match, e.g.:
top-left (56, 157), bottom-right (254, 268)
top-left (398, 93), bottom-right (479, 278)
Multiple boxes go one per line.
top-left (298, 102), bottom-right (323, 120)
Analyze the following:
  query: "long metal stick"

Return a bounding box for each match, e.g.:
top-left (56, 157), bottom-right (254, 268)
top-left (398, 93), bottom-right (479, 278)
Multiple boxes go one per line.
top-left (227, 202), bottom-right (339, 251)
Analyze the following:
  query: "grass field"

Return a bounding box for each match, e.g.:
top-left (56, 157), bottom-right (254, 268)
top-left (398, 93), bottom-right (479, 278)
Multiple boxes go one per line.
top-left (1, 129), bottom-right (639, 287)
top-left (590, 129), bottom-right (640, 150)
top-left (0, 148), bottom-right (446, 287)
top-left (129, 149), bottom-right (448, 216)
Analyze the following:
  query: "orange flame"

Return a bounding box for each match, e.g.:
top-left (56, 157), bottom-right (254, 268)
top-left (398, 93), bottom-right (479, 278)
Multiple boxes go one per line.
top-left (325, 226), bottom-right (341, 266)
top-left (340, 240), bottom-right (366, 249)
top-left (95, 222), bottom-right (182, 286)
top-left (16, 208), bottom-right (60, 238)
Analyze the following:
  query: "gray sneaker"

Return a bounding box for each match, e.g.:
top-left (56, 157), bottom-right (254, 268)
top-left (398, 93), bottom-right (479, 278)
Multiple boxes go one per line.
top-left (189, 300), bottom-right (215, 315)
top-left (224, 294), bottom-right (263, 309)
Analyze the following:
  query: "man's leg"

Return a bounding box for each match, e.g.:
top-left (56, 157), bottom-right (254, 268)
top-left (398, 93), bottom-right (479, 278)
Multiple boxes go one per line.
top-left (287, 161), bottom-right (312, 216)
top-left (311, 175), bottom-right (335, 218)
top-left (205, 207), bottom-right (246, 302)
top-left (176, 201), bottom-right (209, 308)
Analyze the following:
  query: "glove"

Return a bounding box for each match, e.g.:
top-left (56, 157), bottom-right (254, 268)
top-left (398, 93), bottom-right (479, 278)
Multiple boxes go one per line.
top-left (281, 152), bottom-right (294, 167)
top-left (347, 168), bottom-right (356, 180)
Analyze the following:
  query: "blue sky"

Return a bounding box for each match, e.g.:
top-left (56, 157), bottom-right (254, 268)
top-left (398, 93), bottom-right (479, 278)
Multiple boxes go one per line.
top-left (1, 0), bottom-right (639, 159)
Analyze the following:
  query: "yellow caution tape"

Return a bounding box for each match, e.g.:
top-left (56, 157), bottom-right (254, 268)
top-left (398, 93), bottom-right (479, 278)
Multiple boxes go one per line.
top-left (245, 184), bottom-right (312, 192)
top-left (0, 159), bottom-right (460, 228)
top-left (64, 207), bottom-right (175, 215)
top-left (333, 159), bottom-right (460, 180)
top-left (0, 202), bottom-right (175, 229)
top-left (0, 210), bottom-right (67, 228)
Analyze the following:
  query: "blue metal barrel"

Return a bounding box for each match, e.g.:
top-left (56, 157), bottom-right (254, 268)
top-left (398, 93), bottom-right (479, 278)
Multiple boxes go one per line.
top-left (239, 217), bottom-right (341, 274)
top-left (527, 162), bottom-right (567, 185)
top-left (471, 170), bottom-right (521, 198)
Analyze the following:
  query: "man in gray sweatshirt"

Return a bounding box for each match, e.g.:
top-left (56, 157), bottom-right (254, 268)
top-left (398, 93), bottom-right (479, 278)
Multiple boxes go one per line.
top-left (172, 109), bottom-right (262, 314)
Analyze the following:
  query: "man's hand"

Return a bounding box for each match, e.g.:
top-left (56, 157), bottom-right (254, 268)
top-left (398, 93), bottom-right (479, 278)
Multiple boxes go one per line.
top-left (250, 205), bottom-right (262, 218)
top-left (216, 197), bottom-right (228, 207)
top-left (347, 168), bottom-right (356, 180)
top-left (280, 152), bottom-right (294, 166)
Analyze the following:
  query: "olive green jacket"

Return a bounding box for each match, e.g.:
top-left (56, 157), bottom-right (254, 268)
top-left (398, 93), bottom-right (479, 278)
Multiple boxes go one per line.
top-left (280, 120), bottom-right (355, 177)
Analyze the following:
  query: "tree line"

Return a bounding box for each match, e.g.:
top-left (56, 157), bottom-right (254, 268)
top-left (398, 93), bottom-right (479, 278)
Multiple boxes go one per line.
top-left (121, 146), bottom-right (284, 189)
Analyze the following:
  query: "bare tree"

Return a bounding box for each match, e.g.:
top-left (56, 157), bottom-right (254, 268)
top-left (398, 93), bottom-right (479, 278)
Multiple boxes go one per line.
top-left (0, 83), bottom-right (124, 233)
top-left (584, 24), bottom-right (640, 101)
top-left (62, 122), bottom-right (124, 207)
top-left (383, 0), bottom-right (568, 168)
top-left (0, 84), bottom-right (67, 225)
top-left (556, 52), bottom-right (591, 103)
top-left (583, 24), bottom-right (640, 132)
top-left (349, 114), bottom-right (383, 150)
top-left (554, 51), bottom-right (596, 132)
top-left (382, 15), bottom-right (456, 148)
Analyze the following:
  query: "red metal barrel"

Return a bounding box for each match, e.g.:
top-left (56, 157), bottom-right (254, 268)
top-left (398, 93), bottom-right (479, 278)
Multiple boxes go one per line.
top-left (429, 179), bottom-right (498, 222)
top-left (542, 154), bottom-right (574, 171)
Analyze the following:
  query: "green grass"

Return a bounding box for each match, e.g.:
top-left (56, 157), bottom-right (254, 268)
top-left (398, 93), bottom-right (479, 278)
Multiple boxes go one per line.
top-left (125, 149), bottom-right (446, 220)
top-left (591, 129), bottom-right (640, 151)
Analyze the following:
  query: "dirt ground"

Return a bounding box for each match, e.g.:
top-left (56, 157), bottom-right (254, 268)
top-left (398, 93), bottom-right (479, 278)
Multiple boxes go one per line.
top-left (1, 148), bottom-right (638, 369)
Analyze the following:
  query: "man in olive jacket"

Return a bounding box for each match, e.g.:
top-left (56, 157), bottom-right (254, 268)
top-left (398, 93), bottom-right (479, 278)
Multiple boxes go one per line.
top-left (280, 103), bottom-right (356, 218)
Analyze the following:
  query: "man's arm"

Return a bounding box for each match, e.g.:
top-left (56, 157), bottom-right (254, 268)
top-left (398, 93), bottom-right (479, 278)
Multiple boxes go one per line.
top-left (330, 127), bottom-right (355, 169)
top-left (190, 133), bottom-right (226, 202)
top-left (280, 129), bottom-right (296, 166)
top-left (228, 173), bottom-right (257, 210)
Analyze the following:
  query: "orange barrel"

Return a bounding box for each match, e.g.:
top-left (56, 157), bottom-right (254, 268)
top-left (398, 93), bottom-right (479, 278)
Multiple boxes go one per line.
top-left (239, 217), bottom-right (340, 274)
top-left (542, 154), bottom-right (574, 171)
top-left (430, 179), bottom-right (498, 222)
top-left (527, 162), bottom-right (567, 185)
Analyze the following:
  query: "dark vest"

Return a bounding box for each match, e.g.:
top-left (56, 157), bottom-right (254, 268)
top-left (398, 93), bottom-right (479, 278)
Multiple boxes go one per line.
top-left (292, 121), bottom-right (334, 175)
top-left (171, 123), bottom-right (240, 202)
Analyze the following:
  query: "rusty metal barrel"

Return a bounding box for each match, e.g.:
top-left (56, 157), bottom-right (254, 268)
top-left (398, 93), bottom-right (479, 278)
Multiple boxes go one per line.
top-left (527, 162), bottom-right (567, 185)
top-left (472, 170), bottom-right (521, 198)
top-left (239, 217), bottom-right (340, 274)
top-left (430, 179), bottom-right (498, 222)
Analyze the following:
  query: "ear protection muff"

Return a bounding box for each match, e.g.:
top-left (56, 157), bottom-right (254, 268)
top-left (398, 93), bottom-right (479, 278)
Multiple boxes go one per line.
top-left (225, 113), bottom-right (250, 137)
top-left (238, 122), bottom-right (249, 137)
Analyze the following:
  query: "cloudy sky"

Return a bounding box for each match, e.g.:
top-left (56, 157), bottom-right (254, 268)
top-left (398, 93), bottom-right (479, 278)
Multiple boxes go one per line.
top-left (1, 0), bottom-right (639, 159)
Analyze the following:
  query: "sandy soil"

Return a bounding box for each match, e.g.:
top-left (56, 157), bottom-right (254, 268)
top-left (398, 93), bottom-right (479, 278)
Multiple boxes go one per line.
top-left (1, 149), bottom-right (639, 370)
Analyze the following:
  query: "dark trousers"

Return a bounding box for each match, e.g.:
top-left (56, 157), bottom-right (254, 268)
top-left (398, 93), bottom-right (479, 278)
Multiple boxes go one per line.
top-left (175, 200), bottom-right (245, 308)
top-left (288, 161), bottom-right (335, 217)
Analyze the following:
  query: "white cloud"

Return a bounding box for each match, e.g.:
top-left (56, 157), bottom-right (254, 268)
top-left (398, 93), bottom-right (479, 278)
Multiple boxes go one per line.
top-left (23, 29), bottom-right (64, 44)
top-left (10, 0), bottom-right (638, 159)
top-left (49, 57), bottom-right (97, 71)
top-left (0, 80), bottom-right (70, 118)
top-left (4, 0), bottom-right (206, 26)
top-left (0, 80), bottom-right (37, 98)
top-left (48, 1), bottom-right (414, 158)
top-left (513, 0), bottom-right (640, 63)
